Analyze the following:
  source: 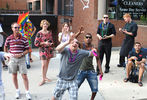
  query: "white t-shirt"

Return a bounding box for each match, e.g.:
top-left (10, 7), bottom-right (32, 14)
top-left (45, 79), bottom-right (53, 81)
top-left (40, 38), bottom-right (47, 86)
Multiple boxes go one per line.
top-left (0, 24), bottom-right (3, 33)
top-left (58, 32), bottom-right (73, 44)
top-left (0, 34), bottom-right (3, 47)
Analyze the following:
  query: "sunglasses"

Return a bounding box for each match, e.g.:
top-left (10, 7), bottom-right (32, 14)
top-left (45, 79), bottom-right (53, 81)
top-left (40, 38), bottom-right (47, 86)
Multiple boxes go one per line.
top-left (85, 36), bottom-right (92, 39)
top-left (103, 17), bottom-right (108, 19)
top-left (13, 27), bottom-right (20, 29)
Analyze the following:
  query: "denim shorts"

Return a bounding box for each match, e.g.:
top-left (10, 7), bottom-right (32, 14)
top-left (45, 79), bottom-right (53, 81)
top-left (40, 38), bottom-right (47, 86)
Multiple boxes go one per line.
top-left (76, 70), bottom-right (98, 92)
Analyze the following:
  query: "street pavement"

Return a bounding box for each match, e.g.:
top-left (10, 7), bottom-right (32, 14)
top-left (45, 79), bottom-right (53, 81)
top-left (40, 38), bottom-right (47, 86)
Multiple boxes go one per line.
top-left (2, 48), bottom-right (147, 100)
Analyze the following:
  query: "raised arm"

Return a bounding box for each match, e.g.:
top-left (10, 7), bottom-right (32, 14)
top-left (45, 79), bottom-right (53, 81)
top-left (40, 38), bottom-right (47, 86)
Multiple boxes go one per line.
top-left (56, 35), bottom-right (74, 53)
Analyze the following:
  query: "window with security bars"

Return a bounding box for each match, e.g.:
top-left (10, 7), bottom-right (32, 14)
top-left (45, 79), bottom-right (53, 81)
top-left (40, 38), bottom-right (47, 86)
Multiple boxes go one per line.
top-left (58, 0), bottom-right (74, 16)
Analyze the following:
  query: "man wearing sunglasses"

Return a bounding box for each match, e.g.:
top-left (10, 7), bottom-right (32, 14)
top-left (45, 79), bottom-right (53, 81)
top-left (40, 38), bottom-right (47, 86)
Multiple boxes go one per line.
top-left (97, 14), bottom-right (116, 73)
top-left (77, 33), bottom-right (103, 100)
top-left (4, 22), bottom-right (32, 100)
top-left (52, 35), bottom-right (97, 100)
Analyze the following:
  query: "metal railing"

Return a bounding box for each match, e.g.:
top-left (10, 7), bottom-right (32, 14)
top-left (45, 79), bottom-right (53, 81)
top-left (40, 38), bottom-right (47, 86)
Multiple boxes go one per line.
top-left (0, 10), bottom-right (41, 14)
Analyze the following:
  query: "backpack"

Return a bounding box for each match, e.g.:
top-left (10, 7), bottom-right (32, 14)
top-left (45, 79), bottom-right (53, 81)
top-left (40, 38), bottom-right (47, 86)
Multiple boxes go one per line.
top-left (129, 67), bottom-right (138, 83)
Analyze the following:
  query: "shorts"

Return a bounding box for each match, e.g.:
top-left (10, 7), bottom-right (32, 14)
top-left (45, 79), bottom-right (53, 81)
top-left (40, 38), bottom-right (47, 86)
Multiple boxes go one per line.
top-left (77, 70), bottom-right (98, 92)
top-left (8, 57), bottom-right (27, 74)
top-left (53, 78), bottom-right (78, 100)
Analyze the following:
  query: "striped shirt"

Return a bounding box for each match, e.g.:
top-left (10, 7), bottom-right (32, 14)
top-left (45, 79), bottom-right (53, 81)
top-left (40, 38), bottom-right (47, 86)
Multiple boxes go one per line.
top-left (5, 34), bottom-right (29, 54)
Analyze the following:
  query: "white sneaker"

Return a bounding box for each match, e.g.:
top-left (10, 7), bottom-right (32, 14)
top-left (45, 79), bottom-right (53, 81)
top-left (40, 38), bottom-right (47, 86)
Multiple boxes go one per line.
top-left (26, 92), bottom-right (31, 100)
top-left (15, 90), bottom-right (20, 99)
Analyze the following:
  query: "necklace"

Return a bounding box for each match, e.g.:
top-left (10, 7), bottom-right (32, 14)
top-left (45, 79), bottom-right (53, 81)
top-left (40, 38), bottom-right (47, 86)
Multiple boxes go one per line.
top-left (68, 48), bottom-right (78, 62)
top-left (101, 22), bottom-right (109, 37)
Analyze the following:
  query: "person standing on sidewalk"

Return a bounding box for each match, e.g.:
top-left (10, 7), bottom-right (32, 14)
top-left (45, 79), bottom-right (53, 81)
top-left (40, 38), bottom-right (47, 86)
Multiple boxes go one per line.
top-left (97, 14), bottom-right (116, 73)
top-left (77, 33), bottom-right (103, 100)
top-left (117, 13), bottom-right (138, 67)
top-left (0, 52), bottom-right (8, 100)
top-left (34, 19), bottom-right (54, 86)
top-left (52, 36), bottom-right (96, 100)
top-left (0, 22), bottom-right (8, 70)
top-left (4, 22), bottom-right (31, 100)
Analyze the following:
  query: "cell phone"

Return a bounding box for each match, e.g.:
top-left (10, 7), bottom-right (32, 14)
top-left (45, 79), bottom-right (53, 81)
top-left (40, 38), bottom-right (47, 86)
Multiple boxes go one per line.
top-left (122, 28), bottom-right (125, 31)
top-left (48, 40), bottom-right (52, 43)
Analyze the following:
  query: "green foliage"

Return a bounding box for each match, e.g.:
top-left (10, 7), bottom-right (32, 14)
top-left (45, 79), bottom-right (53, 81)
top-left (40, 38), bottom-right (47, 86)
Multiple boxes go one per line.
top-left (140, 15), bottom-right (147, 21)
top-left (6, 2), bottom-right (9, 10)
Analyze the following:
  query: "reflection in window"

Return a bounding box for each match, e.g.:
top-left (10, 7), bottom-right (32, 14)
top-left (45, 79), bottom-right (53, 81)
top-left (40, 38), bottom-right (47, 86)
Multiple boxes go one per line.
top-left (28, 2), bottom-right (32, 10)
top-left (36, 1), bottom-right (40, 10)
top-left (58, 0), bottom-right (74, 16)
top-left (107, 0), bottom-right (117, 19)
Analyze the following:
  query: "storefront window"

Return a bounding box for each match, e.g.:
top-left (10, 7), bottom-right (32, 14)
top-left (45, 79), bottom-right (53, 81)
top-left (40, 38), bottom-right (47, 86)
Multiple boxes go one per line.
top-left (107, 0), bottom-right (117, 19)
top-left (107, 0), bottom-right (147, 20)
top-left (58, 0), bottom-right (74, 16)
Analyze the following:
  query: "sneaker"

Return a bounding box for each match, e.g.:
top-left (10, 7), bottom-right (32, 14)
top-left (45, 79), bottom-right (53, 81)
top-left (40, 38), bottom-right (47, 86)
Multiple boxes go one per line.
top-left (3, 65), bottom-right (8, 71)
top-left (27, 65), bottom-right (31, 69)
top-left (26, 92), bottom-right (32, 100)
top-left (15, 90), bottom-right (20, 99)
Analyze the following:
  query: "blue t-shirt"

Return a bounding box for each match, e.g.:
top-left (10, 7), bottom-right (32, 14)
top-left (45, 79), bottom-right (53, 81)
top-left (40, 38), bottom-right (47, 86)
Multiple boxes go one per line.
top-left (0, 52), bottom-right (4, 85)
top-left (59, 47), bottom-right (90, 81)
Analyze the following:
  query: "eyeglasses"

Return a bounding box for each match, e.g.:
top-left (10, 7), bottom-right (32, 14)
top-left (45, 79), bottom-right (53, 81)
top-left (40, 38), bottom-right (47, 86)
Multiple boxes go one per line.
top-left (13, 27), bottom-right (20, 29)
top-left (85, 36), bottom-right (92, 39)
top-left (103, 17), bottom-right (108, 19)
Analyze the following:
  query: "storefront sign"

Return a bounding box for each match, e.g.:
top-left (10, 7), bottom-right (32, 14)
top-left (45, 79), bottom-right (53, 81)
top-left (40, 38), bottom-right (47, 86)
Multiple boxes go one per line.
top-left (117, 0), bottom-right (146, 19)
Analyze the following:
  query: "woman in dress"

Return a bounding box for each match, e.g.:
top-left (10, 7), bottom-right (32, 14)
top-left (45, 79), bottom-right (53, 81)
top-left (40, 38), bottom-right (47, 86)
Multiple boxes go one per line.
top-left (34, 19), bottom-right (53, 86)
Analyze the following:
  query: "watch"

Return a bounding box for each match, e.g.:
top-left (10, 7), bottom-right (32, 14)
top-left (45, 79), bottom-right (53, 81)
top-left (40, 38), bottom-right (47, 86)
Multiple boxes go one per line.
top-left (21, 53), bottom-right (24, 56)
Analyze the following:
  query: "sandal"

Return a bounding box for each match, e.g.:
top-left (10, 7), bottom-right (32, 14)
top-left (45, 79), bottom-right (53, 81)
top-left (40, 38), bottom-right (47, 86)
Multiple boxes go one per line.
top-left (45, 78), bottom-right (52, 82)
top-left (30, 58), bottom-right (33, 62)
top-left (138, 81), bottom-right (143, 87)
top-left (124, 78), bottom-right (129, 82)
top-left (39, 80), bottom-right (45, 86)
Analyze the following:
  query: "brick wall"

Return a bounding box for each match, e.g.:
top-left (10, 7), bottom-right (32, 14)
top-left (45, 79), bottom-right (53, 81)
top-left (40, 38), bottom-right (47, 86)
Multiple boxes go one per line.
top-left (57, 0), bottom-right (147, 47)
top-left (0, 0), bottom-right (27, 10)
top-left (135, 25), bottom-right (147, 48)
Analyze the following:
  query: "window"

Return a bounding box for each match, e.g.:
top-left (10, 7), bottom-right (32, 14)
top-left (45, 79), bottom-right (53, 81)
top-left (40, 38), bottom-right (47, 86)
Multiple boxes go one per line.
top-left (107, 0), bottom-right (117, 19)
top-left (107, 0), bottom-right (147, 20)
top-left (36, 1), bottom-right (40, 10)
top-left (28, 2), bottom-right (32, 10)
top-left (58, 0), bottom-right (74, 16)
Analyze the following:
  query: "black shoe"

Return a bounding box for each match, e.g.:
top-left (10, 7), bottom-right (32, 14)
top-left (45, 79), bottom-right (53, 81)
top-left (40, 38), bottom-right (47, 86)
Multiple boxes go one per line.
top-left (117, 64), bottom-right (123, 67)
top-left (27, 65), bottom-right (31, 69)
top-left (3, 65), bottom-right (8, 71)
top-left (104, 68), bottom-right (109, 73)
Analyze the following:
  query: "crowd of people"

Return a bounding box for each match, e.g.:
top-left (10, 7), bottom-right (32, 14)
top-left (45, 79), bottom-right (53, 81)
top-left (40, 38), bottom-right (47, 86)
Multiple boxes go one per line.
top-left (0, 13), bottom-right (146, 100)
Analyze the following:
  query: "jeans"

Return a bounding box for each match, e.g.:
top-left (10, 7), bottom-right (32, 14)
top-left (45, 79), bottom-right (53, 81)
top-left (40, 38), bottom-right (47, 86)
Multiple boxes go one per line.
top-left (77, 70), bottom-right (98, 92)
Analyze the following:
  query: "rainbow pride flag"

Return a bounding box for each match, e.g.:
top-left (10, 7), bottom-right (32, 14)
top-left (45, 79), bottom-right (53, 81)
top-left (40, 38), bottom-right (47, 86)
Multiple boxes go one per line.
top-left (17, 12), bottom-right (29, 26)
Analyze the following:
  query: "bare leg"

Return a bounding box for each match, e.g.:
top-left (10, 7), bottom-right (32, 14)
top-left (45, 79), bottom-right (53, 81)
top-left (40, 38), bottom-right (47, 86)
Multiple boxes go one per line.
top-left (21, 74), bottom-right (29, 91)
top-left (91, 92), bottom-right (97, 100)
top-left (138, 63), bottom-right (145, 82)
top-left (12, 73), bottom-right (19, 89)
top-left (126, 61), bottom-right (133, 78)
top-left (51, 96), bottom-right (56, 100)
top-left (45, 59), bottom-right (51, 82)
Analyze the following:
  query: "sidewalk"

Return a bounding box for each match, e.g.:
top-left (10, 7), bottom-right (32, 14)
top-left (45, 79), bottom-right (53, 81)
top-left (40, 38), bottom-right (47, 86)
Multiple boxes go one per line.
top-left (2, 48), bottom-right (147, 100)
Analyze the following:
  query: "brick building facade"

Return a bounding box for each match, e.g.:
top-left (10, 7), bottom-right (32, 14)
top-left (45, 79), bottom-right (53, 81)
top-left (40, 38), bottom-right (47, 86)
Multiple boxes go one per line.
top-left (0, 0), bottom-right (147, 47)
